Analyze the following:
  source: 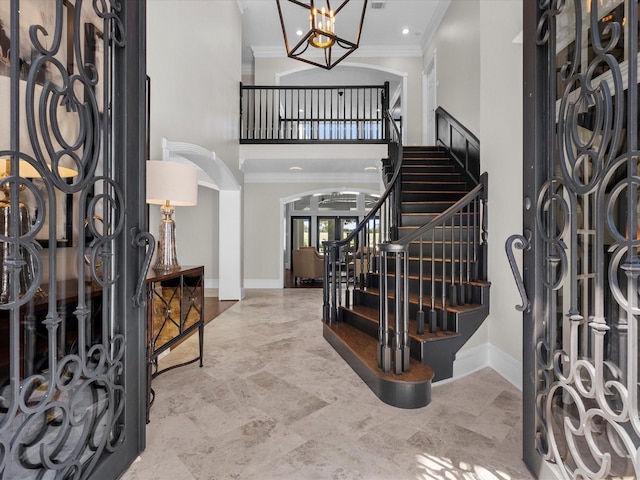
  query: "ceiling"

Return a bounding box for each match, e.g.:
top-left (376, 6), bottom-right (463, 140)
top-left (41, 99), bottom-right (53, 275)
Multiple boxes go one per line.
top-left (237, 0), bottom-right (451, 183)
top-left (239, 0), bottom-right (451, 72)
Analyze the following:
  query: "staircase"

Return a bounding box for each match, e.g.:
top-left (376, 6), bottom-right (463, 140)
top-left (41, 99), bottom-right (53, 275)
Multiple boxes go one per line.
top-left (322, 146), bottom-right (489, 409)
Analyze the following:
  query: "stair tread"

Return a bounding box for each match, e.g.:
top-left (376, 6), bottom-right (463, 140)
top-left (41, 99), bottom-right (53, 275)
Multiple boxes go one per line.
top-left (344, 304), bottom-right (460, 342)
top-left (324, 321), bottom-right (435, 383)
top-left (402, 212), bottom-right (475, 216)
top-left (371, 272), bottom-right (491, 287)
top-left (398, 225), bottom-right (471, 230)
top-left (402, 201), bottom-right (456, 205)
top-left (357, 288), bottom-right (486, 313)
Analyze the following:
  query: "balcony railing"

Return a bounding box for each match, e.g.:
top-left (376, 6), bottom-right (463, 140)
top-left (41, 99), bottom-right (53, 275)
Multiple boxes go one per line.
top-left (240, 82), bottom-right (390, 143)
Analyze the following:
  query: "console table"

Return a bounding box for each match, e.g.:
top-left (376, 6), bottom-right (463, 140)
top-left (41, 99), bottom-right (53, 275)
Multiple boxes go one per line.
top-left (146, 265), bottom-right (204, 421)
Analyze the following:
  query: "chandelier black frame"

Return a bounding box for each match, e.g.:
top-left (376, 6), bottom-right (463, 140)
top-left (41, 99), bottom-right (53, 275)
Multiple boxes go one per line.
top-left (276, 0), bottom-right (367, 70)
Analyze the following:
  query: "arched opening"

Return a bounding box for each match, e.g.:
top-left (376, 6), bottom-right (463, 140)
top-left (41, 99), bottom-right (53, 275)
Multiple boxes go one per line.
top-left (282, 188), bottom-right (380, 287)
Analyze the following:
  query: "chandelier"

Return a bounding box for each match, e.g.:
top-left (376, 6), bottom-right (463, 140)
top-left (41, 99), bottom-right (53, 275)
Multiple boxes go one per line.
top-left (276, 0), bottom-right (368, 70)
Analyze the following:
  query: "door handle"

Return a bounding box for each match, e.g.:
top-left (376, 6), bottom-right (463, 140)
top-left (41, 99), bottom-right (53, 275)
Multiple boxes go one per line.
top-left (505, 230), bottom-right (531, 313)
top-left (132, 228), bottom-right (156, 308)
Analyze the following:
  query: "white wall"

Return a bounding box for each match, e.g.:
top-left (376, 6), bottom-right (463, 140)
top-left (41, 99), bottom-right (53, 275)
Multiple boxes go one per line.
top-left (423, 1), bottom-right (525, 386)
top-left (147, 1), bottom-right (242, 285)
top-left (244, 181), bottom-right (379, 285)
top-left (480, 1), bottom-right (524, 365)
top-left (423, 0), bottom-right (481, 136)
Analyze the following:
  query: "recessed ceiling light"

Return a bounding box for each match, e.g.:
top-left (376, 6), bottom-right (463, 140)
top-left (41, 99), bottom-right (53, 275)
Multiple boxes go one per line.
top-left (296, 29), bottom-right (303, 36)
top-left (402, 28), bottom-right (409, 35)
top-left (290, 166), bottom-right (302, 171)
top-left (365, 166), bottom-right (377, 171)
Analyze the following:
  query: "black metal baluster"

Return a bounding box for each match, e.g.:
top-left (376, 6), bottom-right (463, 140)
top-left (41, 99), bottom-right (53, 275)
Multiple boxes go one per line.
top-left (466, 201), bottom-right (473, 302)
top-left (378, 247), bottom-right (390, 372)
top-left (449, 216), bottom-right (457, 308)
top-left (417, 237), bottom-right (425, 334)
top-left (457, 209), bottom-right (465, 305)
top-left (441, 222), bottom-right (448, 331)
top-left (430, 228), bottom-right (437, 333)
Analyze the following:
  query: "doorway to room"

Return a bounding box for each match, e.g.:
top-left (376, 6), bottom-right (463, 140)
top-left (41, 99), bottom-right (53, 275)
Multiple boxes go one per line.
top-left (284, 191), bottom-right (379, 287)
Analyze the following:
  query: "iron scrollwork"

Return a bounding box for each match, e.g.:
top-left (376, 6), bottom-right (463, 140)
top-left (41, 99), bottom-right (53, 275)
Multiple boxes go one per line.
top-left (533, 0), bottom-right (640, 478)
top-left (0, 1), bottom-right (129, 478)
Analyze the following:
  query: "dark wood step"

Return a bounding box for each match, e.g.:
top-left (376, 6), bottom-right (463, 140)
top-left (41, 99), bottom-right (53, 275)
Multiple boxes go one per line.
top-left (401, 181), bottom-right (468, 192)
top-left (397, 225), bottom-right (476, 242)
top-left (354, 289), bottom-right (486, 318)
top-left (401, 211), bottom-right (478, 227)
top-left (402, 172), bottom-right (459, 180)
top-left (367, 272), bottom-right (490, 305)
top-left (323, 321), bottom-right (433, 409)
top-left (401, 201), bottom-right (456, 213)
top-left (401, 153), bottom-right (449, 162)
top-left (401, 191), bottom-right (467, 202)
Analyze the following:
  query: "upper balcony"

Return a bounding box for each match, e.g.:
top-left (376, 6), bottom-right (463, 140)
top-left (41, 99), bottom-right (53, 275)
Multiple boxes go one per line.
top-left (239, 82), bottom-right (394, 181)
top-left (240, 82), bottom-right (392, 144)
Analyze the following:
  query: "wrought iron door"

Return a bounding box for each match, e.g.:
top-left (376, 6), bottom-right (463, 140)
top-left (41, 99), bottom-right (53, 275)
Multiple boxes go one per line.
top-left (515, 0), bottom-right (640, 478)
top-left (0, 1), bottom-right (150, 478)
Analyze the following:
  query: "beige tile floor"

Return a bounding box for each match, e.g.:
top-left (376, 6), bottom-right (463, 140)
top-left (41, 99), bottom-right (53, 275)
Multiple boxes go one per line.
top-left (122, 288), bottom-right (534, 480)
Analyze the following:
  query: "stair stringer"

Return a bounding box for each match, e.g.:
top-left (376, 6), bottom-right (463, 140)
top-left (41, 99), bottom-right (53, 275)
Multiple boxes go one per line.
top-left (420, 300), bottom-right (489, 382)
top-left (322, 323), bottom-right (433, 409)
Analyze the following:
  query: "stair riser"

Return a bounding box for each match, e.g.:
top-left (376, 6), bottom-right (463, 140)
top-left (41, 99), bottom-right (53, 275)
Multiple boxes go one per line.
top-left (407, 241), bottom-right (477, 257)
top-left (340, 305), bottom-right (459, 365)
top-left (401, 213), bottom-right (479, 227)
top-left (401, 182), bottom-right (468, 192)
top-left (401, 192), bottom-right (467, 202)
top-left (401, 167), bottom-right (456, 175)
top-left (345, 299), bottom-right (458, 338)
top-left (368, 274), bottom-right (487, 304)
top-left (402, 153), bottom-right (449, 160)
top-left (381, 256), bottom-right (478, 280)
top-left (401, 202), bottom-right (456, 213)
top-left (404, 261), bottom-right (478, 281)
top-left (397, 227), bottom-right (476, 243)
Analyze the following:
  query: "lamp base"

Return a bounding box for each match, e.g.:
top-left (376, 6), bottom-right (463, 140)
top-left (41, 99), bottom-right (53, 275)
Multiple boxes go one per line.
top-left (154, 203), bottom-right (180, 271)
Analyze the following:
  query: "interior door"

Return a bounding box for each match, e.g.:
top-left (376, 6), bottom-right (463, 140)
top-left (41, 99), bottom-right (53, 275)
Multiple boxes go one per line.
top-left (519, 1), bottom-right (640, 478)
top-left (0, 1), bottom-right (149, 478)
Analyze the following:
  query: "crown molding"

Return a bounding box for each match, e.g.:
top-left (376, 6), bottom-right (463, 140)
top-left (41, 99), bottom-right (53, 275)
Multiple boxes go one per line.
top-left (420, 0), bottom-right (451, 52)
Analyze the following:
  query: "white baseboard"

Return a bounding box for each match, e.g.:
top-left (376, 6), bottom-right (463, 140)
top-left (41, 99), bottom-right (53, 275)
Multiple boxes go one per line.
top-left (442, 342), bottom-right (522, 391)
top-left (488, 343), bottom-right (522, 390)
top-left (451, 342), bottom-right (489, 379)
top-left (243, 279), bottom-right (282, 289)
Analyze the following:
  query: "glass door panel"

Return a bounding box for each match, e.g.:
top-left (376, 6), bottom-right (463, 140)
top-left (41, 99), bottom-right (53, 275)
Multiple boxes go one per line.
top-left (522, 1), bottom-right (640, 478)
top-left (339, 217), bottom-right (358, 242)
top-left (0, 2), bottom-right (146, 478)
top-left (292, 217), bottom-right (311, 250)
top-left (317, 217), bottom-right (336, 249)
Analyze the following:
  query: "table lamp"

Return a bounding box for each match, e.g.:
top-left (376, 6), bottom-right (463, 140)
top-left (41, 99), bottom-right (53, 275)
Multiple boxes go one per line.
top-left (0, 156), bottom-right (77, 303)
top-left (146, 160), bottom-right (198, 271)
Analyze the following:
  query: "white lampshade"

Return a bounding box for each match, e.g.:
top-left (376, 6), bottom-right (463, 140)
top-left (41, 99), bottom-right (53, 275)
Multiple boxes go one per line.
top-left (146, 160), bottom-right (198, 206)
